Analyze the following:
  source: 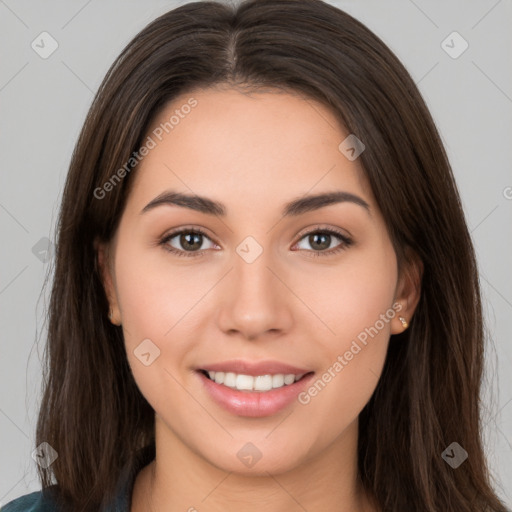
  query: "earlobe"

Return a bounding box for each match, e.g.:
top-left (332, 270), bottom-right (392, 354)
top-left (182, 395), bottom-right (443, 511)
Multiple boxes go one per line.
top-left (398, 316), bottom-right (409, 329)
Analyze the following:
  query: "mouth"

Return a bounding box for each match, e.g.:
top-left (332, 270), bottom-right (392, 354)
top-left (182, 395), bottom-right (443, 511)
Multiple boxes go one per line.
top-left (197, 369), bottom-right (315, 393)
top-left (196, 368), bottom-right (316, 417)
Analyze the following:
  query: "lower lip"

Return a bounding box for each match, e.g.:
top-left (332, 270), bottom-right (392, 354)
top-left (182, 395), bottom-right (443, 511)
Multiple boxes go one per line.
top-left (196, 371), bottom-right (315, 417)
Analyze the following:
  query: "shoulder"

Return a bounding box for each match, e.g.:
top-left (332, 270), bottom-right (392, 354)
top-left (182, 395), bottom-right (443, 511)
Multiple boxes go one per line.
top-left (2, 444), bottom-right (155, 512)
top-left (2, 489), bottom-right (59, 511)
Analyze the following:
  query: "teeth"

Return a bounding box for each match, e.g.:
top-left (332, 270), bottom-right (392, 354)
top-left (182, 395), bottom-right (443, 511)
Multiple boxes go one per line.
top-left (204, 371), bottom-right (306, 391)
top-left (272, 374), bottom-right (284, 388)
top-left (224, 372), bottom-right (237, 388)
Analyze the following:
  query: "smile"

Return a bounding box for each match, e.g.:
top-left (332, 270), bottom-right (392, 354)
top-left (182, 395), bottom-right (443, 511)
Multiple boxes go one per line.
top-left (200, 369), bottom-right (308, 392)
top-left (196, 370), bottom-right (316, 417)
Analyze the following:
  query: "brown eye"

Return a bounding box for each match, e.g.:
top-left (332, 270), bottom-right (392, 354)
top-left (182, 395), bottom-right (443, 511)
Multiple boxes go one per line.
top-left (294, 228), bottom-right (353, 257)
top-left (160, 228), bottom-right (216, 257)
top-left (177, 232), bottom-right (203, 251)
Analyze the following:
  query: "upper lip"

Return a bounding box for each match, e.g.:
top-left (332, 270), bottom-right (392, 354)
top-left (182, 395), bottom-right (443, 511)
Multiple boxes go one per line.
top-left (197, 359), bottom-right (313, 376)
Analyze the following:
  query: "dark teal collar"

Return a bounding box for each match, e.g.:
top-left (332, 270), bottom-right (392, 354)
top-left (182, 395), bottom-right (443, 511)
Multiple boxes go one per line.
top-left (111, 443), bottom-right (156, 511)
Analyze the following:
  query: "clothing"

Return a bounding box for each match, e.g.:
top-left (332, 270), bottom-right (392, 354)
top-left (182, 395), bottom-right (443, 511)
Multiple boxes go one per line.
top-left (2, 443), bottom-right (155, 511)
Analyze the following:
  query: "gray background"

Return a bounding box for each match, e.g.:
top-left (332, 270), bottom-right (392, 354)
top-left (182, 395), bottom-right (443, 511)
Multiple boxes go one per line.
top-left (1, 0), bottom-right (511, 507)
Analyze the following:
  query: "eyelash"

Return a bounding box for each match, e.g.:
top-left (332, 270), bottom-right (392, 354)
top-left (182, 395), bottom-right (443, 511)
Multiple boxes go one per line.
top-left (159, 226), bottom-right (353, 259)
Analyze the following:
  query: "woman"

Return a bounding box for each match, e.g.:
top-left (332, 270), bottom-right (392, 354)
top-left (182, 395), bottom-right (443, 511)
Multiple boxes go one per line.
top-left (4, 0), bottom-right (509, 510)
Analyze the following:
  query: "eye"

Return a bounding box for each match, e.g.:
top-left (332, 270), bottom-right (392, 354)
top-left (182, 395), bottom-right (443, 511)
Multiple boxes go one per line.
top-left (293, 227), bottom-right (353, 257)
top-left (160, 228), bottom-right (217, 257)
top-left (159, 226), bottom-right (353, 258)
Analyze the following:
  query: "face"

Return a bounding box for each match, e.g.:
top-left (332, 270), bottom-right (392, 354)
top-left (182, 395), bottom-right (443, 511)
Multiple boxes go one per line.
top-left (98, 87), bottom-right (420, 476)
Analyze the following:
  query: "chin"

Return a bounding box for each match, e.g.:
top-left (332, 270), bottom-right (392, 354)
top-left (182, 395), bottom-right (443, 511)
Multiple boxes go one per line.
top-left (202, 439), bottom-right (307, 476)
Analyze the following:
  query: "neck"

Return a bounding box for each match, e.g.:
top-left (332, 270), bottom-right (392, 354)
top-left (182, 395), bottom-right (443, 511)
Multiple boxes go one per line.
top-left (132, 416), bottom-right (376, 512)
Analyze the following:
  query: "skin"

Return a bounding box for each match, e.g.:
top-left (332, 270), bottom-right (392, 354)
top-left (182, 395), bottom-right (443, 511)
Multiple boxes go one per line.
top-left (97, 87), bottom-right (422, 512)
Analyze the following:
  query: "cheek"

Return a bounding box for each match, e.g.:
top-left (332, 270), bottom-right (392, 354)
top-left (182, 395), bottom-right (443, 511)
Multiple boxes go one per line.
top-left (113, 241), bottom-right (207, 344)
top-left (294, 239), bottom-right (397, 422)
top-left (296, 302), bottom-right (393, 446)
top-left (112, 241), bottom-right (217, 404)
top-left (291, 237), bottom-right (398, 342)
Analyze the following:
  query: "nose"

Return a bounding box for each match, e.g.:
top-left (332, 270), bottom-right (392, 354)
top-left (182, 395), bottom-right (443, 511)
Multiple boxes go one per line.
top-left (216, 249), bottom-right (293, 341)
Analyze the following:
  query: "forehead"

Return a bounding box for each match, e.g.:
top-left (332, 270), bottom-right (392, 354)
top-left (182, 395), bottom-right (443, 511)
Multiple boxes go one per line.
top-left (128, 87), bottom-right (373, 212)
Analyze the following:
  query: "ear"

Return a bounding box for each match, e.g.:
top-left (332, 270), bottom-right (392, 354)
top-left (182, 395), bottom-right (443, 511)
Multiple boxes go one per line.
top-left (391, 247), bottom-right (423, 335)
top-left (94, 238), bottom-right (121, 326)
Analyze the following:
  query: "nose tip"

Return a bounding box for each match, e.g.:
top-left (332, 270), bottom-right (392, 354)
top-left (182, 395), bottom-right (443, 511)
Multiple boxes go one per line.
top-left (216, 256), bottom-right (293, 341)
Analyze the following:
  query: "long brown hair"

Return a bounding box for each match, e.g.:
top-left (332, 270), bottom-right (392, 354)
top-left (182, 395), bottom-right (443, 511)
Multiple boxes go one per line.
top-left (35, 1), bottom-right (509, 510)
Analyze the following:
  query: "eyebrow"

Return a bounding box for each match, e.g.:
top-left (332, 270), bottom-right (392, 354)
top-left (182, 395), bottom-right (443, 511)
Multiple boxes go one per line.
top-left (140, 190), bottom-right (371, 217)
